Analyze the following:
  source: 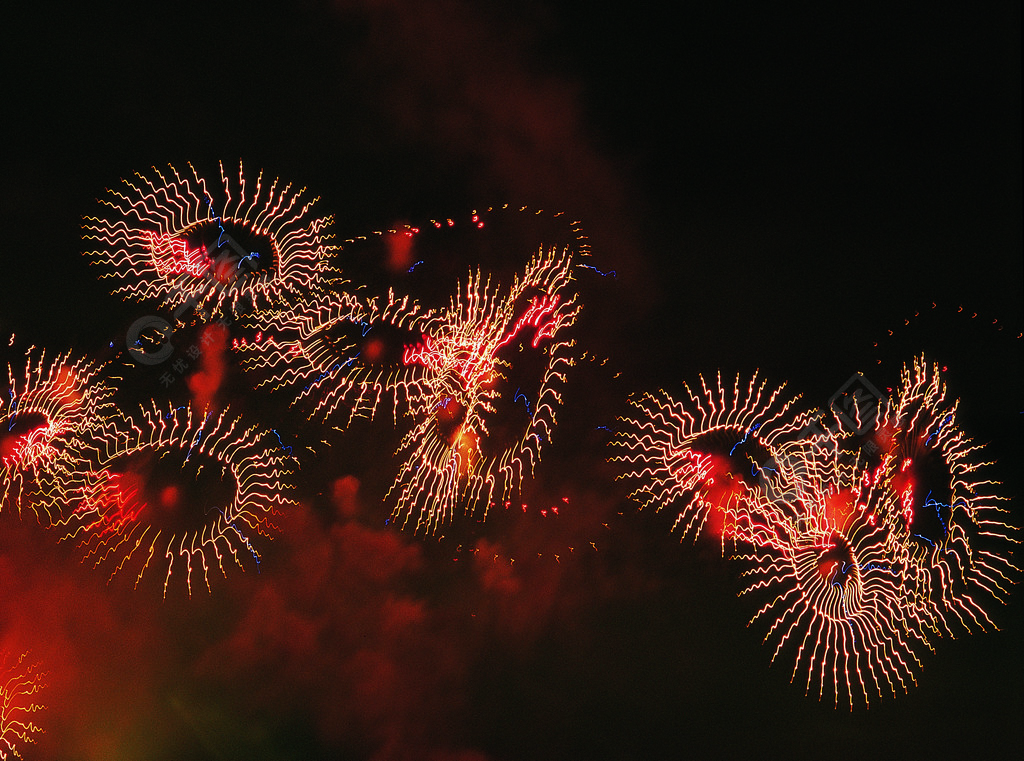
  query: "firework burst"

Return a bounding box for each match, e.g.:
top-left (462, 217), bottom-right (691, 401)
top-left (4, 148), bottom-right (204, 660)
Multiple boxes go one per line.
top-left (82, 161), bottom-right (337, 317)
top-left (610, 373), bottom-right (809, 544)
top-left (873, 357), bottom-right (1019, 635)
top-left (388, 246), bottom-right (581, 532)
top-left (735, 444), bottom-right (930, 709)
top-left (1, 347), bottom-right (114, 523)
top-left (58, 403), bottom-right (296, 597)
top-left (237, 286), bottom-right (432, 427)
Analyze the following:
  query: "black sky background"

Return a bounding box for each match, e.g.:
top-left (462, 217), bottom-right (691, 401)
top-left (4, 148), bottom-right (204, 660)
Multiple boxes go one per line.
top-left (1, 2), bottom-right (1021, 759)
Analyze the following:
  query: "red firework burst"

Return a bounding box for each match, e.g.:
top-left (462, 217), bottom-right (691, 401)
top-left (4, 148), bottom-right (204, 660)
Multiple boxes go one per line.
top-left (388, 246), bottom-right (581, 532)
top-left (873, 357), bottom-right (1019, 635)
top-left (610, 373), bottom-right (810, 544)
top-left (82, 161), bottom-right (337, 317)
top-left (735, 445), bottom-right (930, 709)
top-left (1, 347), bottom-right (114, 523)
top-left (58, 402), bottom-right (296, 597)
top-left (237, 286), bottom-right (432, 426)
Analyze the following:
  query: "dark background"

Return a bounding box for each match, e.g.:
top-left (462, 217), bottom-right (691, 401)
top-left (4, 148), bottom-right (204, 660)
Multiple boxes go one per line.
top-left (1, 2), bottom-right (1021, 759)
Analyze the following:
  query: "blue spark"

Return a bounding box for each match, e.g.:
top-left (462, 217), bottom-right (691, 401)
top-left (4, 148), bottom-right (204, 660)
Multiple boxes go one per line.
top-left (237, 251), bottom-right (260, 270)
top-left (204, 193), bottom-right (227, 251)
top-left (514, 388), bottom-right (532, 417)
top-left (729, 423), bottom-right (760, 456)
top-left (271, 429), bottom-right (293, 456)
top-left (304, 362), bottom-right (344, 393)
top-left (184, 412), bottom-right (211, 462)
top-left (924, 413), bottom-right (954, 448)
top-left (164, 405), bottom-right (187, 420)
top-left (224, 516), bottom-right (260, 572)
top-left (578, 264), bottom-right (616, 278)
top-left (921, 490), bottom-right (951, 537)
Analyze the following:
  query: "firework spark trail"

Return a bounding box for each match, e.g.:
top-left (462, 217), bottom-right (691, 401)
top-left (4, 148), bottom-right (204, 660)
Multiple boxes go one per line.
top-left (735, 445), bottom-right (930, 709)
top-left (0, 652), bottom-right (46, 760)
top-left (609, 372), bottom-right (811, 545)
top-left (56, 402), bottom-right (296, 597)
top-left (388, 246), bottom-right (581, 533)
top-left (82, 162), bottom-right (337, 317)
top-left (237, 286), bottom-right (434, 427)
top-left (873, 357), bottom-right (1019, 636)
top-left (340, 204), bottom-right (593, 276)
top-left (1, 347), bottom-right (114, 523)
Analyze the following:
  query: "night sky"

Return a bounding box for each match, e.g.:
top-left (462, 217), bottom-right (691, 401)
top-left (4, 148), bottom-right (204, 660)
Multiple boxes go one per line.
top-left (2, 2), bottom-right (1021, 759)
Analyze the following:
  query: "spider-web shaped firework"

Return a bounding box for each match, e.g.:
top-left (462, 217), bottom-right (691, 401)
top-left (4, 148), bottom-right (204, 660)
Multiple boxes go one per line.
top-left (82, 161), bottom-right (337, 317)
top-left (0, 651), bottom-right (46, 760)
top-left (388, 246), bottom-right (581, 532)
top-left (735, 443), bottom-right (930, 709)
top-left (1, 347), bottom-right (114, 523)
top-left (238, 285), bottom-right (433, 426)
top-left (58, 402), bottom-right (296, 597)
top-left (610, 373), bottom-right (810, 544)
top-left (872, 357), bottom-right (1019, 635)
